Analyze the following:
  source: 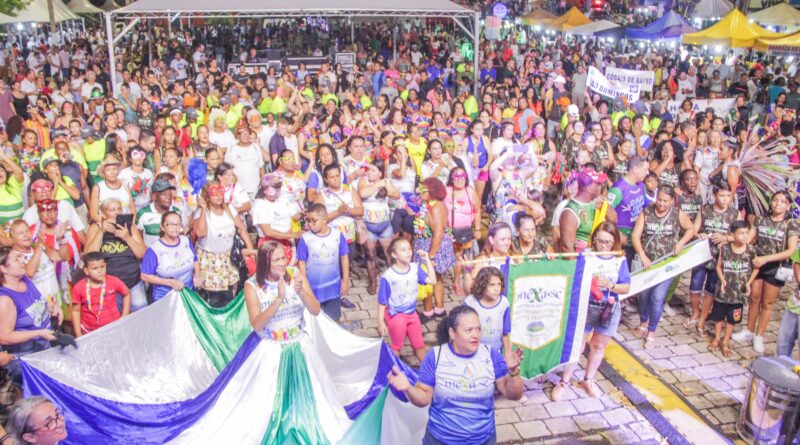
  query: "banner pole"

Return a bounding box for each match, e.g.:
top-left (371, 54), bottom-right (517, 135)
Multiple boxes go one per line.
top-left (459, 250), bottom-right (624, 266)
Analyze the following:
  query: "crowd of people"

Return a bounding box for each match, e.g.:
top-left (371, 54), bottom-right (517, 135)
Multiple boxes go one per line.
top-left (0, 7), bottom-right (797, 444)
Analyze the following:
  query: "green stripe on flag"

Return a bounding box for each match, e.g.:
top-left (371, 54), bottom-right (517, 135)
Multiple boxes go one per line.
top-left (338, 387), bottom-right (388, 445)
top-left (179, 289), bottom-right (252, 371)
top-left (507, 259), bottom-right (579, 378)
top-left (261, 342), bottom-right (332, 445)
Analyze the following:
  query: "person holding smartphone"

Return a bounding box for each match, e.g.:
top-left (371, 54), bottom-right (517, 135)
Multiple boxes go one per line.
top-left (83, 198), bottom-right (148, 311)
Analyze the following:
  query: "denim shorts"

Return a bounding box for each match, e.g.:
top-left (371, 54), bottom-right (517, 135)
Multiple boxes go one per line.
top-left (689, 263), bottom-right (719, 295)
top-left (365, 220), bottom-right (393, 241)
top-left (585, 302), bottom-right (622, 337)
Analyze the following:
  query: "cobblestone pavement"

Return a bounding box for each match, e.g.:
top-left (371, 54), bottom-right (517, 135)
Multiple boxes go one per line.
top-left (340, 259), bottom-right (797, 445)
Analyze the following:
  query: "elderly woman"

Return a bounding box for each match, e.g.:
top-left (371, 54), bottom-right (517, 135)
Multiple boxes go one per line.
top-left (4, 396), bottom-right (67, 445)
top-left (0, 246), bottom-right (60, 384)
top-left (84, 198), bottom-right (148, 311)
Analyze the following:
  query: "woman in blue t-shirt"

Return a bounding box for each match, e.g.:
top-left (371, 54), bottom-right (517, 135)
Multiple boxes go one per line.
top-left (140, 211), bottom-right (200, 302)
top-left (387, 305), bottom-right (524, 445)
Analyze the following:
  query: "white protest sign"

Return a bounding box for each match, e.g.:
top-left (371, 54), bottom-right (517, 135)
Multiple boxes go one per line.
top-left (620, 240), bottom-right (712, 299)
top-left (605, 67), bottom-right (655, 92)
top-left (587, 66), bottom-right (641, 103)
top-left (642, 98), bottom-right (736, 118)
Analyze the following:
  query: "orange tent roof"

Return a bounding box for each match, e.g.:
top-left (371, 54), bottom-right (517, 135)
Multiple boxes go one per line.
top-left (544, 7), bottom-right (592, 32)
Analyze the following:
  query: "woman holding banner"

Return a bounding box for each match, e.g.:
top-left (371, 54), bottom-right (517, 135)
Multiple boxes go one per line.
top-left (632, 186), bottom-right (695, 349)
top-left (386, 305), bottom-right (524, 445)
top-left (550, 222), bottom-right (630, 401)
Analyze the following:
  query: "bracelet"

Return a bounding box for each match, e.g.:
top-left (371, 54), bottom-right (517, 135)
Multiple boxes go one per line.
top-left (508, 367), bottom-right (521, 377)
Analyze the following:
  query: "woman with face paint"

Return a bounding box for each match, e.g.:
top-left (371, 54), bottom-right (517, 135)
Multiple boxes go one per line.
top-left (192, 181), bottom-right (255, 307)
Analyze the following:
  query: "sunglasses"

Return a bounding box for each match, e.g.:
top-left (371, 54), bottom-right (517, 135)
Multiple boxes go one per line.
top-left (452, 173), bottom-right (467, 179)
top-left (208, 185), bottom-right (225, 196)
top-left (131, 150), bottom-right (146, 159)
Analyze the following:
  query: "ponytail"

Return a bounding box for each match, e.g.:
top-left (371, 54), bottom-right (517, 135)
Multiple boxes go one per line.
top-left (435, 305), bottom-right (478, 345)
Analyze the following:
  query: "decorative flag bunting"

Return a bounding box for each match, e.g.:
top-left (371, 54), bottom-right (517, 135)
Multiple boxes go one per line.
top-left (21, 289), bottom-right (429, 445)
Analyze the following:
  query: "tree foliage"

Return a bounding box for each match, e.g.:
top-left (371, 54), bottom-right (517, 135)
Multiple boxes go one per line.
top-left (0, 0), bottom-right (31, 16)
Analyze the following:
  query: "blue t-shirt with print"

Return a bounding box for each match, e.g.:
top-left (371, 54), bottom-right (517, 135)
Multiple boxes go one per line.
top-left (419, 343), bottom-right (508, 444)
top-left (296, 228), bottom-right (349, 303)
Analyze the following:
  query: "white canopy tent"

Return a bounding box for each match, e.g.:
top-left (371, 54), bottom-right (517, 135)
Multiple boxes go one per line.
top-left (0, 0), bottom-right (78, 24)
top-left (565, 19), bottom-right (620, 36)
top-left (693, 0), bottom-right (734, 19)
top-left (105, 0), bottom-right (481, 96)
top-left (66, 0), bottom-right (105, 14)
top-left (749, 2), bottom-right (800, 29)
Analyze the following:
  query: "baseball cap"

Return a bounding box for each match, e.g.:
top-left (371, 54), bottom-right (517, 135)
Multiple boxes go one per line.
top-left (51, 127), bottom-right (68, 139)
top-left (553, 75), bottom-right (566, 84)
top-left (41, 157), bottom-right (59, 169)
top-left (219, 96), bottom-right (231, 105)
top-left (576, 168), bottom-right (608, 188)
top-left (169, 107), bottom-right (183, 116)
top-left (151, 178), bottom-right (177, 193)
top-left (185, 108), bottom-right (198, 119)
top-left (567, 104), bottom-right (579, 116)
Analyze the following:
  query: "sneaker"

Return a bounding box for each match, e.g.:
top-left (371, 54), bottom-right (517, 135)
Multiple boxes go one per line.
top-left (419, 312), bottom-right (434, 324)
top-left (731, 329), bottom-right (754, 343)
top-left (580, 378), bottom-right (601, 398)
top-left (341, 298), bottom-right (357, 309)
top-left (550, 381), bottom-right (568, 401)
top-left (663, 304), bottom-right (676, 317)
top-left (434, 310), bottom-right (447, 319)
top-left (753, 336), bottom-right (765, 354)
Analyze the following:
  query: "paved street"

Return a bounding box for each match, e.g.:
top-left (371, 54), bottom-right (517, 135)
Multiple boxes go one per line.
top-left (341, 261), bottom-right (796, 445)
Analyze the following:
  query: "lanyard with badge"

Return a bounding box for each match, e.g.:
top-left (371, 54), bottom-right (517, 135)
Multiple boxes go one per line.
top-left (86, 279), bottom-right (107, 321)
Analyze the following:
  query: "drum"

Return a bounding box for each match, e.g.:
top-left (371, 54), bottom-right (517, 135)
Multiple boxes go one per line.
top-left (737, 356), bottom-right (800, 445)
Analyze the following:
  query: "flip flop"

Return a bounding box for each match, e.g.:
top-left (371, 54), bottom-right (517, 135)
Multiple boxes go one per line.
top-left (708, 339), bottom-right (719, 352)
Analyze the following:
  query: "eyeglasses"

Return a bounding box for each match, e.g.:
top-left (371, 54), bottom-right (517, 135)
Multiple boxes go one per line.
top-left (26, 408), bottom-right (64, 433)
top-left (595, 239), bottom-right (614, 246)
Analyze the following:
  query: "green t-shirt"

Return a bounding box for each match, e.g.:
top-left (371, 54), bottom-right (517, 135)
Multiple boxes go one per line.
top-left (136, 203), bottom-right (181, 246)
top-left (83, 139), bottom-right (107, 185)
top-left (40, 148), bottom-right (88, 170)
top-left (271, 97), bottom-right (287, 116)
top-left (0, 175), bottom-right (23, 227)
top-left (54, 176), bottom-right (77, 204)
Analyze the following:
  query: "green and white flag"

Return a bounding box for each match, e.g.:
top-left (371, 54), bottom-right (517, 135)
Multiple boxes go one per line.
top-left (507, 256), bottom-right (596, 379)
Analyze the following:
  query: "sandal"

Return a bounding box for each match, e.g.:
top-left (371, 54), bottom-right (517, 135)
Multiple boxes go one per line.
top-left (708, 339), bottom-right (719, 352)
top-left (644, 334), bottom-right (656, 349)
top-left (682, 318), bottom-right (698, 330)
top-left (635, 325), bottom-right (648, 339)
top-left (721, 341), bottom-right (733, 358)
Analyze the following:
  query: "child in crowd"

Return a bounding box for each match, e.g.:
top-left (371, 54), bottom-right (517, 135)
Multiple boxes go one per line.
top-left (296, 203), bottom-right (353, 327)
top-left (71, 252), bottom-right (131, 336)
top-left (708, 220), bottom-right (759, 357)
top-left (644, 172), bottom-right (658, 205)
top-left (464, 267), bottom-right (510, 356)
top-left (777, 260), bottom-right (800, 357)
top-left (377, 237), bottom-right (436, 361)
top-left (119, 146), bottom-right (154, 211)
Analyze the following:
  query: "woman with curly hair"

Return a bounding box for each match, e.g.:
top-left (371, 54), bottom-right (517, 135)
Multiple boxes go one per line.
top-left (414, 177), bottom-right (455, 323)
